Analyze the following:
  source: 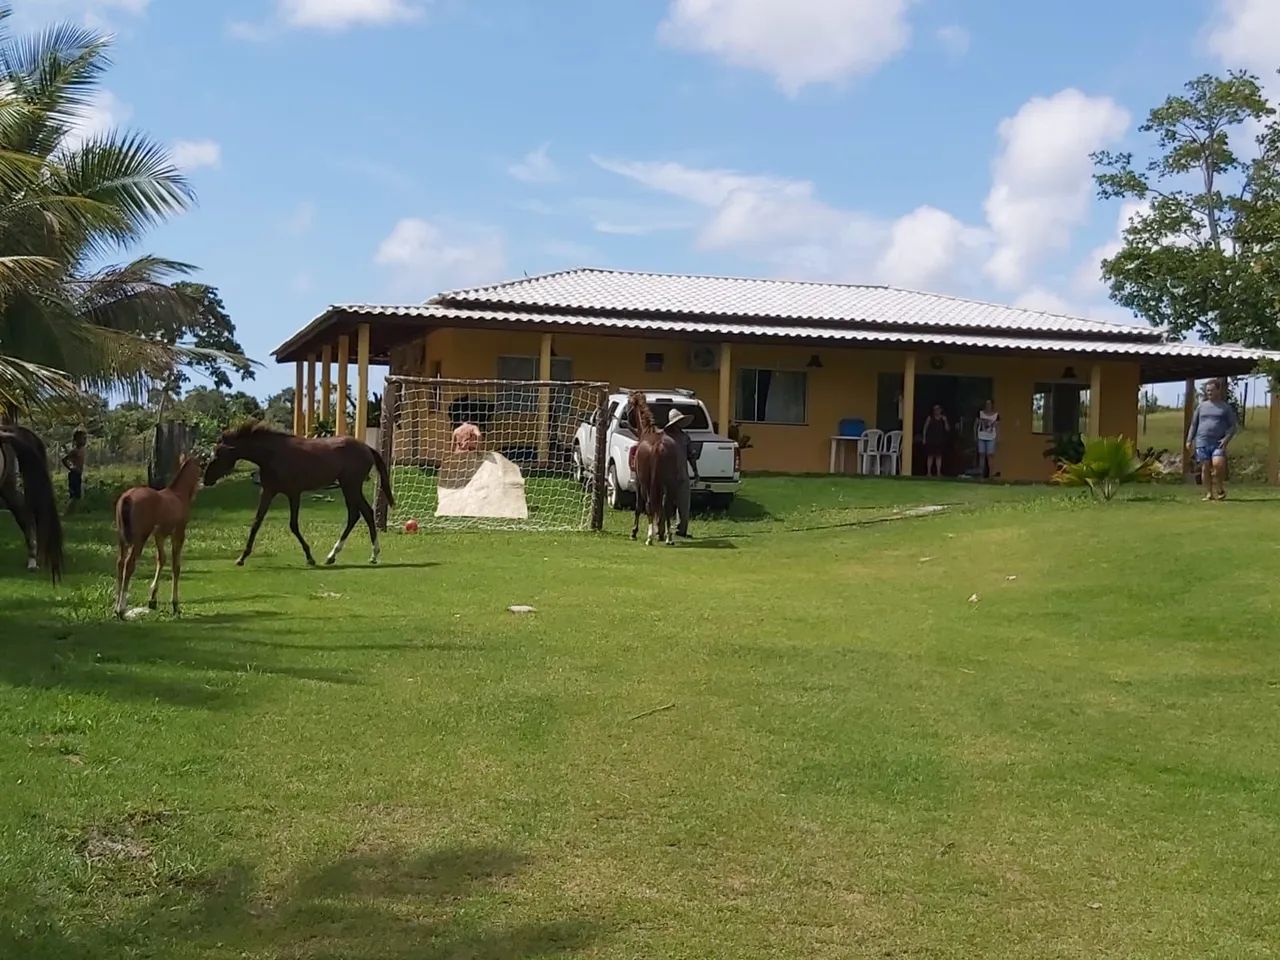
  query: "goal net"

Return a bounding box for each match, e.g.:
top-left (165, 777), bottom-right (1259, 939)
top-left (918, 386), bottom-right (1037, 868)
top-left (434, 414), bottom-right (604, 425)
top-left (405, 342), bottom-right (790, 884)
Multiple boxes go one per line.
top-left (380, 376), bottom-right (609, 532)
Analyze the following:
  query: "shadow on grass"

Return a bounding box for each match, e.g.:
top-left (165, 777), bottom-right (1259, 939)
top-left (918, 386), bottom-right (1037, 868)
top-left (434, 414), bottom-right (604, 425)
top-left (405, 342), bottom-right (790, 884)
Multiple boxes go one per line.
top-left (0, 602), bottom-right (363, 709)
top-left (1, 844), bottom-right (597, 959)
top-left (677, 538), bottom-right (738, 550)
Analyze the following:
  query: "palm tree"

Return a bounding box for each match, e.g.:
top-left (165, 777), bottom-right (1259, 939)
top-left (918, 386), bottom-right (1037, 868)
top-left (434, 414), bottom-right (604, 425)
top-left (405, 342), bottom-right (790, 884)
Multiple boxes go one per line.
top-left (0, 6), bottom-right (235, 412)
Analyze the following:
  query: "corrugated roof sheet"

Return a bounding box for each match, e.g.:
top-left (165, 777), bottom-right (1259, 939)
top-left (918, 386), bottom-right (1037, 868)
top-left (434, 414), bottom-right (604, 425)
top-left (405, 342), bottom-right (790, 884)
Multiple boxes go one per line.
top-left (318, 303), bottom-right (1277, 362)
top-left (436, 267), bottom-right (1162, 340)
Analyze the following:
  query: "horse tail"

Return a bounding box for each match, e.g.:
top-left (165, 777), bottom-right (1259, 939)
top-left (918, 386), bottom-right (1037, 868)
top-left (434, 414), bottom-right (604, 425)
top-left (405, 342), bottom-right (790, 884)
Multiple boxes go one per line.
top-left (629, 391), bottom-right (655, 434)
top-left (371, 447), bottom-right (395, 507)
top-left (118, 493), bottom-right (133, 544)
top-left (3, 427), bottom-right (63, 583)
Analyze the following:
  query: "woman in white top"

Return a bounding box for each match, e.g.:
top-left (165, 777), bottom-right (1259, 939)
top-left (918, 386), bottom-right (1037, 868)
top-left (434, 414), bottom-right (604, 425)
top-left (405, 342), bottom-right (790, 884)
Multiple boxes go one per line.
top-left (976, 399), bottom-right (999, 479)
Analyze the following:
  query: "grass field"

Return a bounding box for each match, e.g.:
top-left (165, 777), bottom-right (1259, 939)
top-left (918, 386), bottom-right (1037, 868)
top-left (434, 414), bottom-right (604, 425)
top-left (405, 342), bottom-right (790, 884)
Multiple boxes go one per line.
top-left (2, 473), bottom-right (1279, 958)
top-left (1140, 406), bottom-right (1274, 480)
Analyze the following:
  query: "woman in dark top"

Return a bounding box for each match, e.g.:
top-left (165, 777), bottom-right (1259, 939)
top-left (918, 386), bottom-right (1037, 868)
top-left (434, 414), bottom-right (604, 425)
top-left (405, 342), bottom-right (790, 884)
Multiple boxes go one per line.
top-left (922, 404), bottom-right (949, 478)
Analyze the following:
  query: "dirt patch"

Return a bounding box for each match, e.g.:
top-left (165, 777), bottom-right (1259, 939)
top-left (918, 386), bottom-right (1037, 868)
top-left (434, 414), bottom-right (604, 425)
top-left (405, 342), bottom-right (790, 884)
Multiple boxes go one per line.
top-left (76, 809), bottom-right (175, 867)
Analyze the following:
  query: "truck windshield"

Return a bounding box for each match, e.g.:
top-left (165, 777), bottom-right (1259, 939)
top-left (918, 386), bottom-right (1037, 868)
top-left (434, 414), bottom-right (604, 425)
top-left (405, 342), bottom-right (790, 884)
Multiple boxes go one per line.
top-left (649, 401), bottom-right (711, 431)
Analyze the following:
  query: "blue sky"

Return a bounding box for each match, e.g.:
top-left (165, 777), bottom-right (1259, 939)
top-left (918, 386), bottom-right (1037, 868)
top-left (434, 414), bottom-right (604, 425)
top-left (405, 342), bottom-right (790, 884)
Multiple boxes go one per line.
top-left (24, 0), bottom-right (1280, 397)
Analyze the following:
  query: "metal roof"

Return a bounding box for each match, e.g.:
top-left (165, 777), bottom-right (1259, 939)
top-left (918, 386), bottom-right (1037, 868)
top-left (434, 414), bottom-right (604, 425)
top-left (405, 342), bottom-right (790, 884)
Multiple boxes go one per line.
top-left (290, 302), bottom-right (1277, 365)
top-left (436, 267), bottom-right (1163, 341)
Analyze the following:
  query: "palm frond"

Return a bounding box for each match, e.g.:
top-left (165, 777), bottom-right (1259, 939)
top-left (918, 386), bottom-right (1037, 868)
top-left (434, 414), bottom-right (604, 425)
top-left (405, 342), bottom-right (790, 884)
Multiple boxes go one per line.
top-left (0, 252), bottom-right (57, 290)
top-left (0, 351), bottom-right (79, 412)
top-left (65, 256), bottom-right (199, 331)
top-left (0, 19), bottom-right (109, 148)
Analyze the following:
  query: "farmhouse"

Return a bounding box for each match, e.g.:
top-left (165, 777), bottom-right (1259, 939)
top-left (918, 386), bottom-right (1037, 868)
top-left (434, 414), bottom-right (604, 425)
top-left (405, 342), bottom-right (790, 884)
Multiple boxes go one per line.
top-left (273, 268), bottom-right (1280, 482)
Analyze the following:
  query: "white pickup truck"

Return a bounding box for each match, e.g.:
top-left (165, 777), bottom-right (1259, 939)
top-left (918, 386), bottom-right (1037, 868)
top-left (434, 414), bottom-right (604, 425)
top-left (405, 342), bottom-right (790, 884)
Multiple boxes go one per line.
top-left (574, 389), bottom-right (741, 510)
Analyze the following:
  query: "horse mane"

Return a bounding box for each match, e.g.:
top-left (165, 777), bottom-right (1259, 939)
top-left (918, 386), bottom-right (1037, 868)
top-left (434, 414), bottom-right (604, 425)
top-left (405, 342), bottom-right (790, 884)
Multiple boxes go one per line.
top-left (628, 391), bottom-right (656, 435)
top-left (221, 420), bottom-right (284, 443)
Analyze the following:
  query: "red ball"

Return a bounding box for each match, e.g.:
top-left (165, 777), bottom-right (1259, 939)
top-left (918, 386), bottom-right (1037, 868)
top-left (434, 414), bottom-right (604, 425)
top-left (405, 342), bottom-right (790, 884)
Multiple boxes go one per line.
top-left (404, 519), bottom-right (419, 533)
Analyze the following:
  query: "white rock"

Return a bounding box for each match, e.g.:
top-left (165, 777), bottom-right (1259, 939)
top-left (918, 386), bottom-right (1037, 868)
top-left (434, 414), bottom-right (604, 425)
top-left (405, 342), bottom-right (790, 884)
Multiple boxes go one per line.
top-left (508, 605), bottom-right (537, 614)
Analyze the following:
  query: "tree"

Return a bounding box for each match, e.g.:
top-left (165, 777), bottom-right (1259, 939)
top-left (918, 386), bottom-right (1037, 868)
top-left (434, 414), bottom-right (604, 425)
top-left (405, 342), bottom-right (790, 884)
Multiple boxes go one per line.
top-left (164, 283), bottom-right (253, 391)
top-left (263, 388), bottom-right (295, 429)
top-left (0, 8), bottom-right (245, 413)
top-left (1093, 72), bottom-right (1280, 351)
top-left (174, 386), bottom-right (263, 425)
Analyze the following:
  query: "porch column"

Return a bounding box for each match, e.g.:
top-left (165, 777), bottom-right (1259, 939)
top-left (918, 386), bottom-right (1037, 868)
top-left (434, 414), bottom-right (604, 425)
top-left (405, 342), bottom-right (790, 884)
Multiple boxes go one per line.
top-left (537, 333), bottom-right (553, 463)
top-left (1087, 363), bottom-right (1103, 438)
top-left (336, 334), bottom-right (350, 436)
top-left (718, 343), bottom-right (733, 434)
top-left (1181, 377), bottom-right (1196, 478)
top-left (320, 344), bottom-right (333, 424)
top-left (355, 322), bottom-right (371, 442)
top-left (305, 353), bottom-right (316, 437)
top-left (901, 353), bottom-right (917, 477)
top-left (1268, 383), bottom-right (1280, 485)
top-left (293, 361), bottom-right (305, 435)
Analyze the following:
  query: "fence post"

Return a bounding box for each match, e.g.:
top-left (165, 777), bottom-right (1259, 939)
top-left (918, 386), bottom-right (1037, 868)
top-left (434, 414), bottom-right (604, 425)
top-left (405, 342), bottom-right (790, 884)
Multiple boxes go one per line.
top-left (376, 378), bottom-right (399, 531)
top-left (590, 386), bottom-right (609, 531)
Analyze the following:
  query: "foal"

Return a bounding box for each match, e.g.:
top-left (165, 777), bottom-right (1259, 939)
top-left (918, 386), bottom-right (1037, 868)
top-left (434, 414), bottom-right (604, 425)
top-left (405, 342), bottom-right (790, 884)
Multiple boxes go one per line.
top-left (114, 457), bottom-right (200, 619)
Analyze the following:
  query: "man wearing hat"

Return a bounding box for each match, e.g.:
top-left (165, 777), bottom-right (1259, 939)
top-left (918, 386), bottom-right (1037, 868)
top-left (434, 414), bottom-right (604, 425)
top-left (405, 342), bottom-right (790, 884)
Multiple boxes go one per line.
top-left (663, 408), bottom-right (700, 538)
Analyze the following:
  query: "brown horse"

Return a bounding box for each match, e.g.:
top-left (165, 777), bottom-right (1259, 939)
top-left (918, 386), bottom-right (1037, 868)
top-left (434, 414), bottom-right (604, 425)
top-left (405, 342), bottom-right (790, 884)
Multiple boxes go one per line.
top-left (627, 392), bottom-right (682, 546)
top-left (0, 426), bottom-right (64, 581)
top-left (202, 423), bottom-right (395, 567)
top-left (114, 456), bottom-right (201, 618)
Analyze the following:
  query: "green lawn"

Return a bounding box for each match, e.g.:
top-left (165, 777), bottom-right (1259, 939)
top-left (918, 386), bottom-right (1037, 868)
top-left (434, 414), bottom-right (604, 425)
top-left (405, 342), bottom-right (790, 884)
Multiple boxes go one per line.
top-left (2, 474), bottom-right (1279, 958)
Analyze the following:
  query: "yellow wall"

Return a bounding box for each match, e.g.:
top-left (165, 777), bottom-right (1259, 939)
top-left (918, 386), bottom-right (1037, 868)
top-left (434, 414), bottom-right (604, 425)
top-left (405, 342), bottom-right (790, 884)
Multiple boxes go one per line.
top-left (390, 327), bottom-right (1141, 482)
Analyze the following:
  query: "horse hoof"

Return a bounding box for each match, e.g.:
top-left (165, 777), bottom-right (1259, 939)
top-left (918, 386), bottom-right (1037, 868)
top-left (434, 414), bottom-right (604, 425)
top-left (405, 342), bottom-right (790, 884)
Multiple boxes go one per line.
top-left (172, 605), bottom-right (181, 617)
top-left (325, 557), bottom-right (336, 566)
top-left (147, 600), bottom-right (158, 611)
top-left (235, 558), bottom-right (246, 567)
top-left (26, 560), bottom-right (38, 573)
top-left (306, 558), bottom-right (317, 567)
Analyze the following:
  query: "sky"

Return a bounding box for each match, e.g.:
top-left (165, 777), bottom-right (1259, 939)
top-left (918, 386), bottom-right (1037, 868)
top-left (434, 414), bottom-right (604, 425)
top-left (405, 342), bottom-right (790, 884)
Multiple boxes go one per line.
top-left (20, 0), bottom-right (1280, 400)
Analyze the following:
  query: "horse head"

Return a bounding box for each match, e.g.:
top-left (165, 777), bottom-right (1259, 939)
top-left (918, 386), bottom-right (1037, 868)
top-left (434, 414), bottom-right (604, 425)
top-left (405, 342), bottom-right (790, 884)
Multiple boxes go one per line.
top-left (203, 421), bottom-right (277, 486)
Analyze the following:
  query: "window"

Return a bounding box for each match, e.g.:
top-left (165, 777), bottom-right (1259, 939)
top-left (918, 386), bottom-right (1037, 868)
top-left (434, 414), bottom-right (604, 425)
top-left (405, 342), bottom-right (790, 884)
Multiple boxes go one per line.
top-left (644, 352), bottom-right (664, 373)
top-left (735, 368), bottom-right (807, 424)
top-left (1032, 382), bottom-right (1091, 435)
top-left (496, 355), bottom-right (573, 415)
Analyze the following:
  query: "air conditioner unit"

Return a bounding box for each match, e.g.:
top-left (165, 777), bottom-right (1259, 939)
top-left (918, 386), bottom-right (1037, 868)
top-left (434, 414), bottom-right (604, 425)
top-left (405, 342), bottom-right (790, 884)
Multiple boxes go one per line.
top-left (688, 344), bottom-right (720, 372)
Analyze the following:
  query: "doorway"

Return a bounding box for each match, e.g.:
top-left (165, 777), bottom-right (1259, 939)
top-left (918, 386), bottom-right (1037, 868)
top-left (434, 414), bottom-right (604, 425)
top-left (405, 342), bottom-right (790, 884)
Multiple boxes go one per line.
top-left (911, 374), bottom-right (994, 477)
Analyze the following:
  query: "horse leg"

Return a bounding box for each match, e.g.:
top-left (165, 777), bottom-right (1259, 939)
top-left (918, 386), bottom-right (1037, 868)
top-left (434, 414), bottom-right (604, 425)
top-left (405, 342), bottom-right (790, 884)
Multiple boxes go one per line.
top-left (117, 543), bottom-right (141, 619)
top-left (356, 493), bottom-right (380, 565)
top-left (171, 528), bottom-right (185, 616)
top-left (237, 488), bottom-right (276, 566)
top-left (114, 541), bottom-right (128, 618)
top-left (326, 489), bottom-right (362, 565)
top-left (147, 534), bottom-right (167, 610)
top-left (631, 487), bottom-right (642, 541)
top-left (287, 493), bottom-right (316, 566)
top-left (1, 479), bottom-right (36, 572)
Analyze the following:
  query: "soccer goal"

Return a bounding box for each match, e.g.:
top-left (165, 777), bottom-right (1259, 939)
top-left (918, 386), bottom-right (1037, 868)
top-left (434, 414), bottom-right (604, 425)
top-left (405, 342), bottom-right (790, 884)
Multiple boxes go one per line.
top-left (377, 375), bottom-right (610, 532)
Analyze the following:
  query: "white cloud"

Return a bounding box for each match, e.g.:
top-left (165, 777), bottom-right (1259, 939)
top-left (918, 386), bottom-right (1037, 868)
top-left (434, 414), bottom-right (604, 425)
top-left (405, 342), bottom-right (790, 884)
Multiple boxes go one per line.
top-left (593, 156), bottom-right (988, 287)
top-left (374, 218), bottom-right (505, 295)
top-left (876, 206), bottom-right (989, 289)
top-left (1072, 198), bottom-right (1150, 296)
top-left (282, 200), bottom-right (318, 236)
top-left (232, 0), bottom-right (424, 36)
top-left (171, 139), bottom-right (222, 171)
top-left (983, 89), bottom-right (1129, 289)
top-left (1205, 0), bottom-right (1280, 77)
top-left (508, 143), bottom-right (559, 184)
top-left (659, 0), bottom-right (914, 95)
top-left (12, 0), bottom-right (149, 30)
top-left (62, 89), bottom-right (131, 149)
top-left (936, 24), bottom-right (970, 57)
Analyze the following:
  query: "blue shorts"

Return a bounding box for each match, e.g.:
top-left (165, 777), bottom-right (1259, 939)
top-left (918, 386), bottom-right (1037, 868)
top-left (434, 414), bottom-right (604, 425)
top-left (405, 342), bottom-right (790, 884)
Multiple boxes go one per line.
top-left (1194, 443), bottom-right (1226, 463)
top-left (977, 438), bottom-right (997, 455)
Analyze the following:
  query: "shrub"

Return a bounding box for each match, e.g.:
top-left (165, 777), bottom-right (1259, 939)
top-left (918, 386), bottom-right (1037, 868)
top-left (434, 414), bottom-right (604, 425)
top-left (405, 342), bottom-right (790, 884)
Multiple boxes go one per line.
top-left (1043, 432), bottom-right (1085, 465)
top-left (1052, 436), bottom-right (1163, 501)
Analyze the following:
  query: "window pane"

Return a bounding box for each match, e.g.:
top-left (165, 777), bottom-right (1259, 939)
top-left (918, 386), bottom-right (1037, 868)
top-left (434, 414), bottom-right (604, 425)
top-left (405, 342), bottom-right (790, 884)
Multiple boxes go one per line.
top-left (735, 368), bottom-right (758, 421)
top-left (763, 371), bottom-right (806, 424)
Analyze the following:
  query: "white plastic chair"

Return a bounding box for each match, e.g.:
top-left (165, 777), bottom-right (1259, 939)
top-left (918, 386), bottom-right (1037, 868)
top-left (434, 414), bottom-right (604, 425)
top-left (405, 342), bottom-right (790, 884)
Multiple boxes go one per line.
top-left (858, 429), bottom-right (885, 475)
top-left (880, 430), bottom-right (903, 476)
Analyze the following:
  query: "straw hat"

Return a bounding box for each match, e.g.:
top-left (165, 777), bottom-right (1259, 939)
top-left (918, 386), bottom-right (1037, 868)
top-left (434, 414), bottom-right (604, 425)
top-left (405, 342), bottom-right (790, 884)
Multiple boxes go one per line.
top-left (664, 409), bottom-right (693, 429)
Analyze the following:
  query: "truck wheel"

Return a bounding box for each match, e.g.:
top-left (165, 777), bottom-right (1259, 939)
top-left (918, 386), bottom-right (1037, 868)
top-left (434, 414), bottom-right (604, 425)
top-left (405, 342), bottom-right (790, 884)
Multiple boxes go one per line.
top-left (707, 493), bottom-right (734, 512)
top-left (607, 462), bottom-right (631, 510)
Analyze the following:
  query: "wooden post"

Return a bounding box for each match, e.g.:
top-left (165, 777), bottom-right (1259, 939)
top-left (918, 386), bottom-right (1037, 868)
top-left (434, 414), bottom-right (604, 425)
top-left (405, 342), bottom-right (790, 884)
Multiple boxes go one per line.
top-left (305, 354), bottom-right (316, 437)
top-left (336, 334), bottom-right (350, 436)
top-left (1181, 377), bottom-right (1196, 479)
top-left (320, 344), bottom-right (332, 424)
top-left (376, 378), bottom-right (398, 531)
top-left (901, 353), bottom-right (917, 477)
top-left (591, 386), bottom-right (609, 531)
top-left (1087, 363), bottom-right (1103, 438)
top-left (718, 342), bottom-right (733, 434)
top-left (537, 333), bottom-right (553, 464)
top-left (293, 361), bottom-right (305, 435)
top-left (1268, 383), bottom-right (1280, 486)
top-left (355, 322), bottom-right (371, 443)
